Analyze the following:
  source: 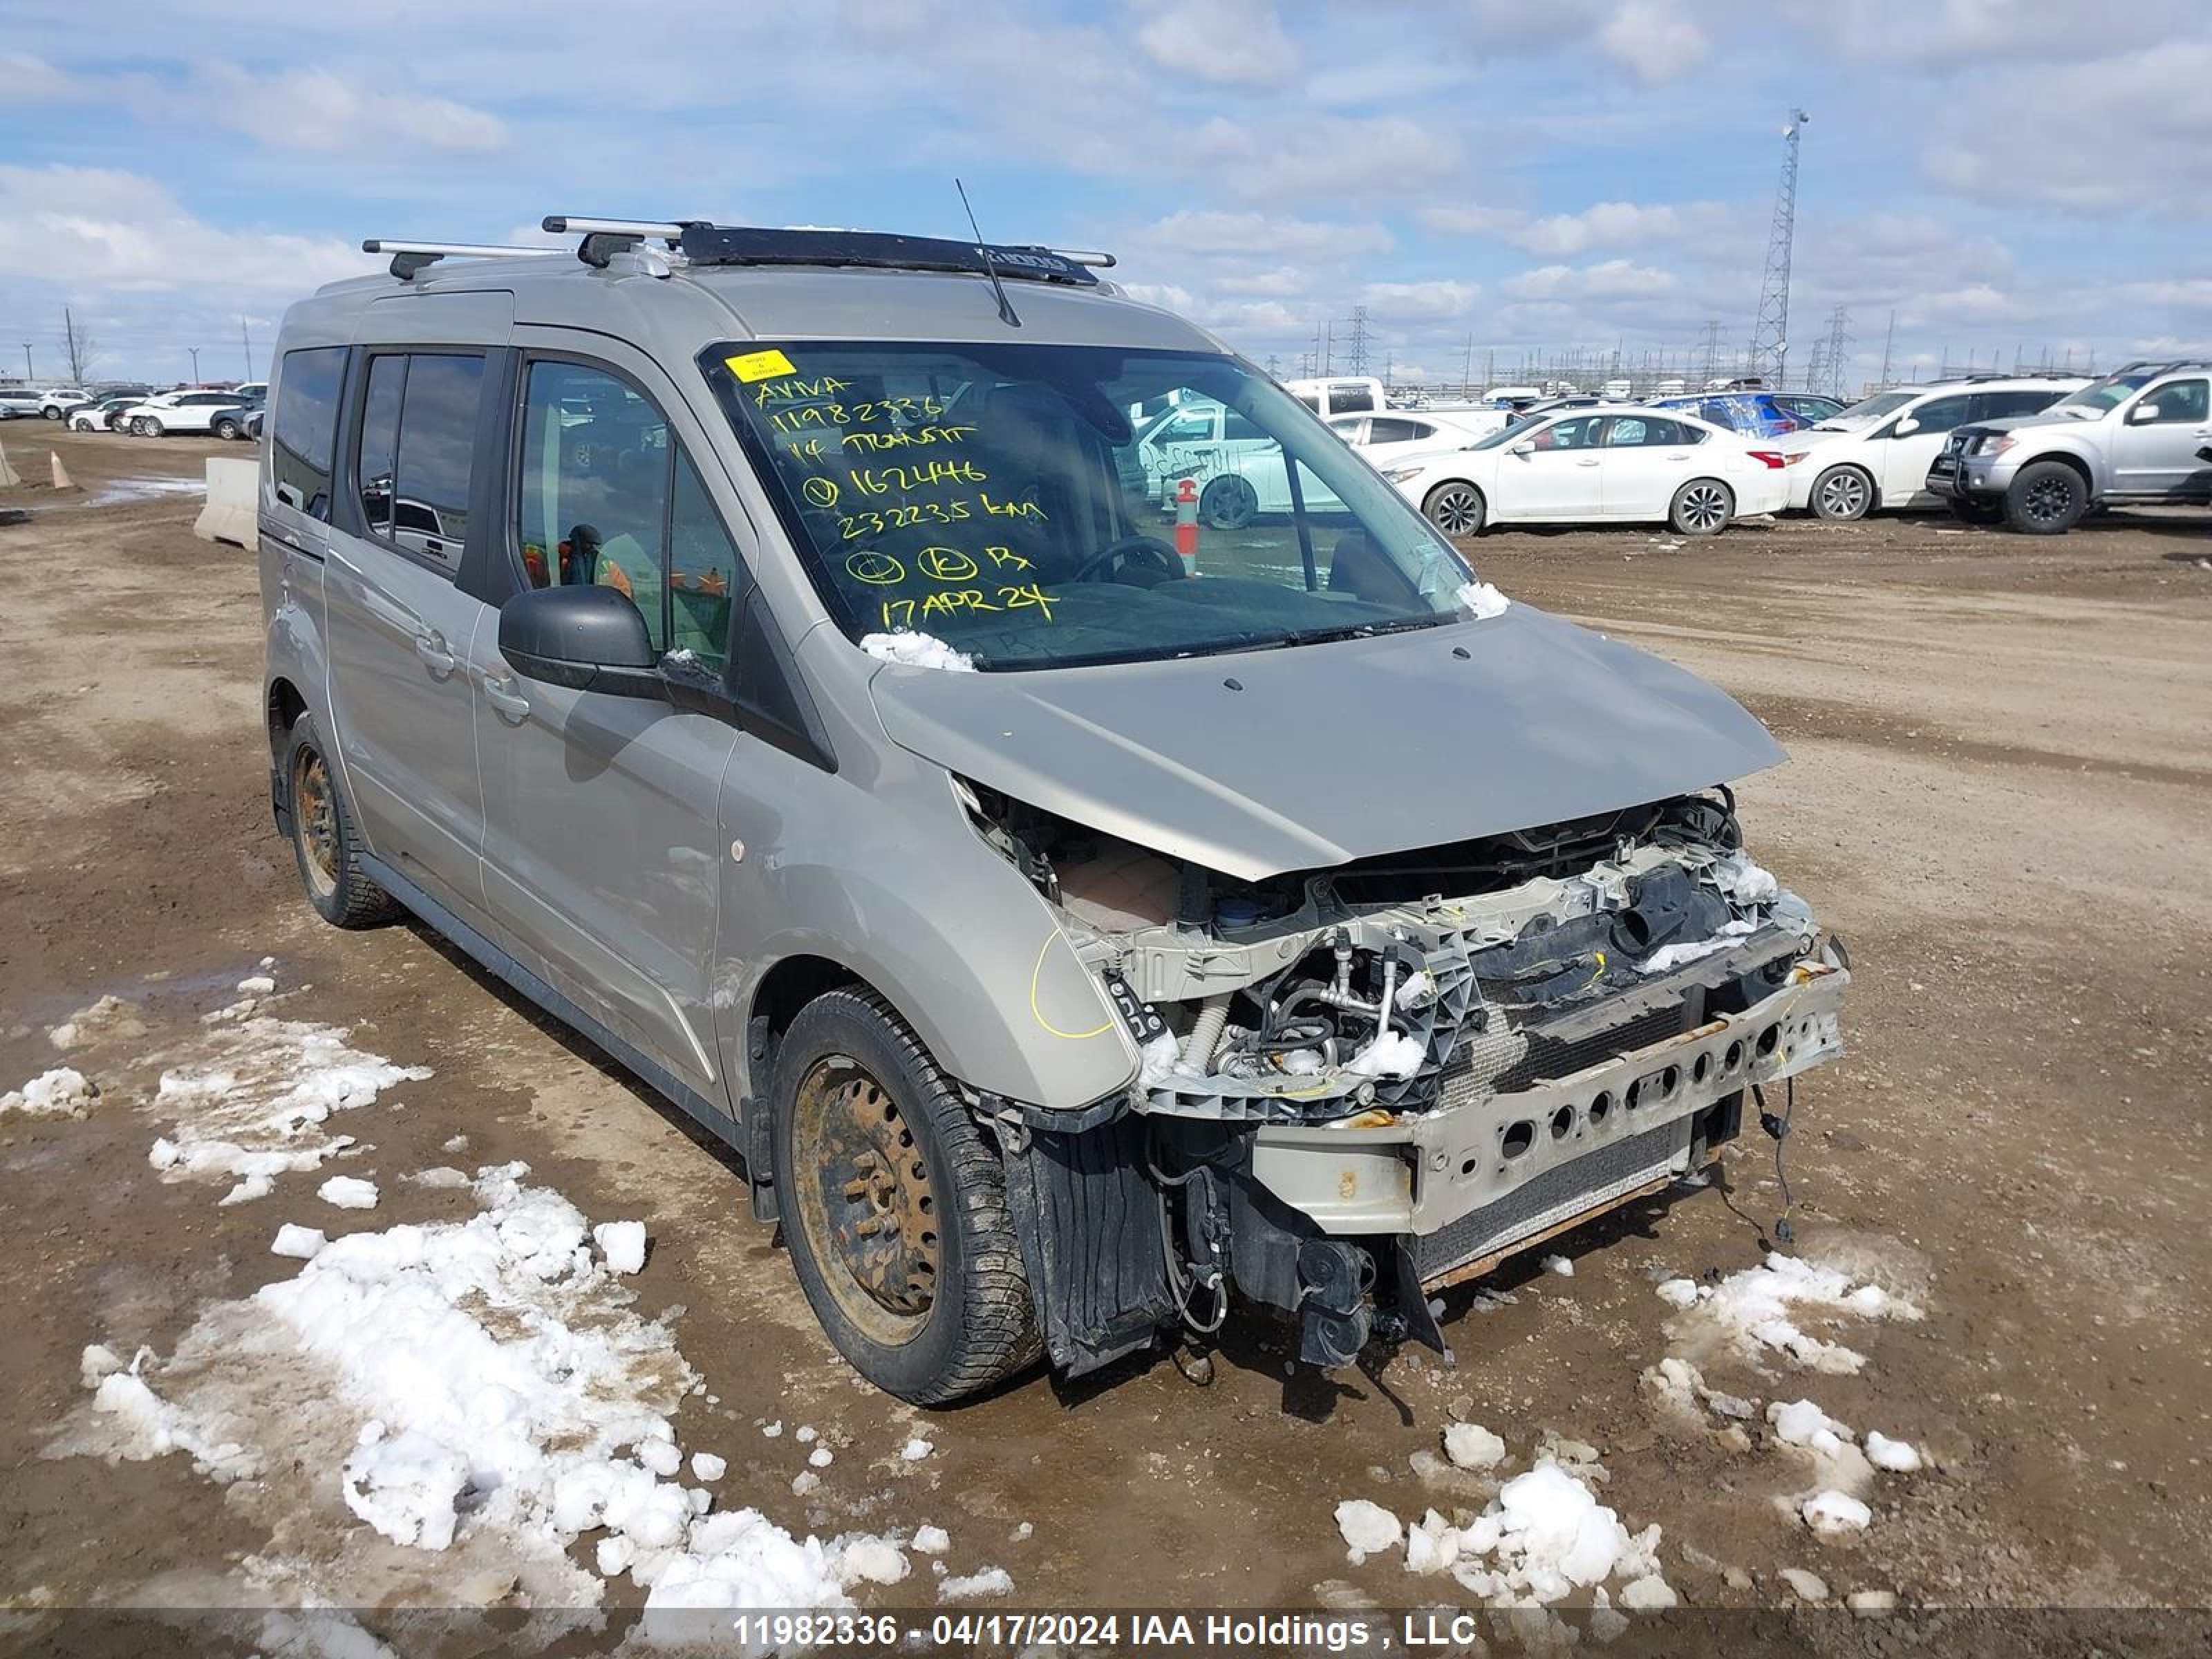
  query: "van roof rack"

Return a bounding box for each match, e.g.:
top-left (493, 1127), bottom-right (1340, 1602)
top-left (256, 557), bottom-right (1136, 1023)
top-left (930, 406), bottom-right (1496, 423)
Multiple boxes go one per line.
top-left (362, 240), bottom-right (563, 281)
top-left (541, 217), bottom-right (1114, 285)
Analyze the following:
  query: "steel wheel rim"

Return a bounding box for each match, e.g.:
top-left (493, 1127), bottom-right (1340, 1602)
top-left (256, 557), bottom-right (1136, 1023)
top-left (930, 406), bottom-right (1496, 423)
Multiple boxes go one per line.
top-left (1818, 471), bottom-right (1868, 518)
top-left (1430, 487), bottom-right (1481, 535)
top-left (1681, 482), bottom-right (1727, 531)
top-left (291, 747), bottom-right (340, 899)
top-left (791, 1056), bottom-right (940, 1347)
top-left (2025, 476), bottom-right (2073, 523)
top-left (1203, 477), bottom-right (1255, 529)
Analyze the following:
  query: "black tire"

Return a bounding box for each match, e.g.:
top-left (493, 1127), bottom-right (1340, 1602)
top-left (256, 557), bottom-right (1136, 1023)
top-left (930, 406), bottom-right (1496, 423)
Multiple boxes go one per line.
top-left (2003, 460), bottom-right (2087, 535)
top-left (1947, 495), bottom-right (2004, 525)
top-left (41, 406), bottom-right (62, 421)
top-left (1199, 474), bottom-right (1257, 530)
top-left (213, 416), bottom-right (243, 442)
top-left (130, 416), bottom-right (159, 438)
top-left (1809, 464), bottom-right (1874, 521)
top-left (1669, 477), bottom-right (1734, 536)
top-left (770, 988), bottom-right (1040, 1405)
top-left (281, 713), bottom-right (399, 929)
top-left (1423, 479), bottom-right (1486, 536)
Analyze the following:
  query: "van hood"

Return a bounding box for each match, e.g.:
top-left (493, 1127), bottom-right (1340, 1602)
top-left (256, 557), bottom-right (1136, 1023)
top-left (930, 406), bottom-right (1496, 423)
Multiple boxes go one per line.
top-left (867, 606), bottom-right (1786, 881)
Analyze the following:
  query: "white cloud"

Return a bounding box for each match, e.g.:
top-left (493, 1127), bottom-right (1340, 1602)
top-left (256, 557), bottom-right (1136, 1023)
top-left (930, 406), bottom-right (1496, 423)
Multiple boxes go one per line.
top-left (178, 64), bottom-right (509, 154)
top-left (1425, 198), bottom-right (1731, 256)
top-left (1191, 114), bottom-right (1461, 201)
top-left (0, 165), bottom-right (366, 296)
top-left (1134, 0), bottom-right (1298, 84)
top-left (1507, 259), bottom-right (1678, 300)
top-left (1597, 0), bottom-right (1711, 83)
top-left (1359, 279), bottom-right (1483, 321)
top-left (1129, 209), bottom-right (1394, 263)
top-left (1216, 265), bottom-right (1311, 297)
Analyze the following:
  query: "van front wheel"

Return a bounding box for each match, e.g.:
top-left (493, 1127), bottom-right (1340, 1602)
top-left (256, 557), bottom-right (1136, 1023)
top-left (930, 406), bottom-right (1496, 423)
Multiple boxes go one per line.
top-left (771, 989), bottom-right (1040, 1405)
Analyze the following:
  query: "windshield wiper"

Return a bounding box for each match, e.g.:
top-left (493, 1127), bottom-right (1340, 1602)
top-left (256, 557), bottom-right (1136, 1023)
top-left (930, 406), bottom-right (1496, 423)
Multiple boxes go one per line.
top-left (1280, 614), bottom-right (1454, 649)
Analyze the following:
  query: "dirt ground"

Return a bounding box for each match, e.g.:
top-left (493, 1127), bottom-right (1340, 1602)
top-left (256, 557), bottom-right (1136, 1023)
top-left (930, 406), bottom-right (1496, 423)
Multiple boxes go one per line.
top-left (3, 423), bottom-right (2210, 1641)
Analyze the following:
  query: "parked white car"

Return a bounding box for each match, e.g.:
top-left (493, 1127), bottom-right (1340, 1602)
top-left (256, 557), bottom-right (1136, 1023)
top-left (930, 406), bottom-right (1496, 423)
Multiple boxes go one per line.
top-left (118, 391), bottom-right (252, 439)
top-left (0, 387), bottom-right (47, 419)
top-left (36, 386), bottom-right (91, 419)
top-left (68, 394), bottom-right (144, 432)
top-left (1329, 408), bottom-right (1508, 469)
top-left (1383, 406), bottom-right (1790, 536)
top-left (1781, 375), bottom-right (2090, 519)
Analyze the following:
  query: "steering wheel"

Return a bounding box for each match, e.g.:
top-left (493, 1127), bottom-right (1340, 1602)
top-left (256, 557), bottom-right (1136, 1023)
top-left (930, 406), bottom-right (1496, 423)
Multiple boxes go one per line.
top-left (1071, 534), bottom-right (1184, 585)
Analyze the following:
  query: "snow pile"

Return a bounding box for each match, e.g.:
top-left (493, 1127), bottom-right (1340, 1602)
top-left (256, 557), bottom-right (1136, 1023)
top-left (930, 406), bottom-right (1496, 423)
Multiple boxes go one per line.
top-left (2, 1066), bottom-right (98, 1118)
top-left (1801, 1489), bottom-right (1872, 1537)
top-left (691, 1452), bottom-right (726, 1481)
top-left (1454, 580), bottom-right (1511, 620)
top-left (1768, 1398), bottom-right (1850, 1456)
top-left (939, 1566), bottom-right (1015, 1601)
top-left (318, 1176), bottom-right (379, 1210)
top-left (48, 993), bottom-right (147, 1051)
top-left (1661, 1252), bottom-right (1922, 1375)
top-left (144, 1013), bottom-right (430, 1203)
top-left (1442, 1422), bottom-right (1506, 1471)
top-left (901, 1437), bottom-right (934, 1462)
top-left (61, 1162), bottom-right (901, 1613)
top-left (912, 1525), bottom-right (950, 1555)
top-left (1334, 1499), bottom-right (1403, 1562)
top-left (594, 1220), bottom-right (648, 1275)
top-left (272, 1224), bottom-right (328, 1260)
top-left (860, 632), bottom-right (975, 672)
top-left (1864, 1431), bottom-right (1923, 1472)
top-left (1541, 1254), bottom-right (1575, 1278)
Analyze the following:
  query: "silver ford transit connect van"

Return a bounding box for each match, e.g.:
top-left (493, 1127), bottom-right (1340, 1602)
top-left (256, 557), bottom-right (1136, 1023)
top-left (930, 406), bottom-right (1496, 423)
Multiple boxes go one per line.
top-left (259, 218), bottom-right (1849, 1403)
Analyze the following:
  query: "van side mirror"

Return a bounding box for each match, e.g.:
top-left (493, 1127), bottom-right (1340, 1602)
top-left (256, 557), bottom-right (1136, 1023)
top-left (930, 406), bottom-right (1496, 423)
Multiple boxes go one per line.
top-left (2128, 402), bottom-right (2160, 423)
top-left (1893, 416), bottom-right (1920, 435)
top-left (1509, 440), bottom-right (1535, 457)
top-left (498, 583), bottom-right (666, 700)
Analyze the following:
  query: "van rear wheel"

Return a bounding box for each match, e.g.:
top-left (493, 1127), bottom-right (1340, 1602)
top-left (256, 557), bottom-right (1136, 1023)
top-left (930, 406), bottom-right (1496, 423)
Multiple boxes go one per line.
top-left (283, 715), bottom-right (400, 929)
top-left (771, 989), bottom-right (1039, 1405)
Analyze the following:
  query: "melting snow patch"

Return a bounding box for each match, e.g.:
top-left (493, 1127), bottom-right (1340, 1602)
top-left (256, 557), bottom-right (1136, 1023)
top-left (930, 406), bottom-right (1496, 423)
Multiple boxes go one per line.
top-left (48, 994), bottom-right (147, 1051)
top-left (1708, 850), bottom-right (1779, 906)
top-left (938, 1566), bottom-right (1014, 1601)
top-left (901, 1436), bottom-right (934, 1462)
top-left (2, 1066), bottom-right (98, 1118)
top-left (271, 1224), bottom-right (328, 1260)
top-left (1768, 1399), bottom-right (1851, 1456)
top-left (1335, 1499), bottom-right (1403, 1562)
top-left (1454, 581), bottom-right (1511, 620)
top-left (1864, 1431), bottom-right (1923, 1472)
top-left (1442, 1423), bottom-right (1506, 1471)
top-left (912, 1525), bottom-right (950, 1555)
top-left (1802, 1490), bottom-right (1872, 1536)
top-left (1541, 1254), bottom-right (1574, 1278)
top-left (1138, 1030), bottom-right (1182, 1087)
top-left (53, 1163), bottom-right (867, 1613)
top-left (237, 975), bottom-right (278, 996)
top-left (594, 1220), bottom-right (647, 1275)
top-left (691, 1452), bottom-right (726, 1482)
top-left (1662, 1253), bottom-right (1922, 1375)
top-left (1344, 1031), bottom-right (1426, 1080)
top-left (808, 1445), bottom-right (834, 1468)
top-left (860, 632), bottom-right (975, 672)
top-left (1448, 1464), bottom-right (1660, 1606)
top-left (317, 1175), bottom-right (379, 1210)
top-left (144, 1014), bottom-right (429, 1201)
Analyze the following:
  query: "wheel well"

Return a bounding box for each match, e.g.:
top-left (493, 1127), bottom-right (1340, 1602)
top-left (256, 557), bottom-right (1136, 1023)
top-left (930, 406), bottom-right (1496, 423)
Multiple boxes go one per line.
top-left (2018, 451), bottom-right (2093, 489)
top-left (266, 679), bottom-right (307, 756)
top-left (1423, 477), bottom-right (1482, 508)
top-left (749, 955), bottom-right (869, 1074)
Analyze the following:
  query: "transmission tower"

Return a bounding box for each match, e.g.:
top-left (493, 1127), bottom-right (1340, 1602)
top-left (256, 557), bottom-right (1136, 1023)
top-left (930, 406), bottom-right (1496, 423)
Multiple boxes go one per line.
top-left (1749, 109), bottom-right (1809, 385)
top-left (1817, 306), bottom-right (1852, 397)
top-left (1341, 306), bottom-right (1371, 376)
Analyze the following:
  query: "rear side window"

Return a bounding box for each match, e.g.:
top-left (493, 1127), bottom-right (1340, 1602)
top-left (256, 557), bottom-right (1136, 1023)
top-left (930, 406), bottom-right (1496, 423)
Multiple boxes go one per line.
top-left (1906, 395), bottom-right (1973, 435)
top-left (1368, 418), bottom-right (1426, 444)
top-left (353, 353), bottom-right (486, 569)
top-left (270, 347), bottom-right (345, 519)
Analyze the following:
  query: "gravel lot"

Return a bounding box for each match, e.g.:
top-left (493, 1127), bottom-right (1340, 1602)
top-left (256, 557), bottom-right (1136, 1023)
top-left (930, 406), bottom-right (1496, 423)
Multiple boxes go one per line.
top-left (3, 426), bottom-right (2209, 1642)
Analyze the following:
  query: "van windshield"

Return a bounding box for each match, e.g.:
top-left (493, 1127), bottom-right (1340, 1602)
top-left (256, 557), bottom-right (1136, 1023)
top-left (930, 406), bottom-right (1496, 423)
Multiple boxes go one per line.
top-left (2050, 369), bottom-right (2158, 416)
top-left (704, 342), bottom-right (1476, 671)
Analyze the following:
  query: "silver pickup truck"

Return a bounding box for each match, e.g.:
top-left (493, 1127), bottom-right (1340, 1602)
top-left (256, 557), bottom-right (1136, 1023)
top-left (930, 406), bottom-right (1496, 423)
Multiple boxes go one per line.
top-left (1929, 359), bottom-right (2212, 532)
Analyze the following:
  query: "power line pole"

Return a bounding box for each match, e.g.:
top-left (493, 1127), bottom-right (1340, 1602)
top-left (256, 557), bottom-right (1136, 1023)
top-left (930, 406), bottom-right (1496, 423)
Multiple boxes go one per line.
top-left (1878, 310), bottom-right (1896, 387)
top-left (1817, 305), bottom-right (1852, 397)
top-left (189, 347), bottom-right (202, 382)
top-left (1750, 109), bottom-right (1809, 386)
top-left (241, 318), bottom-right (254, 380)
top-left (19, 343), bottom-right (32, 382)
top-left (1700, 320), bottom-right (1722, 386)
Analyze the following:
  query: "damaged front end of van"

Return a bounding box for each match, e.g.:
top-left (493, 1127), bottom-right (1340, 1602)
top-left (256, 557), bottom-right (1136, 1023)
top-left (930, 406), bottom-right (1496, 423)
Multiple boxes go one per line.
top-left (878, 615), bottom-right (1850, 1380)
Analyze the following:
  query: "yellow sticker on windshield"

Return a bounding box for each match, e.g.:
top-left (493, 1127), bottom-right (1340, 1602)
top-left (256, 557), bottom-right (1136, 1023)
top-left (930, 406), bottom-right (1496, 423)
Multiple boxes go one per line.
top-left (725, 348), bottom-right (796, 383)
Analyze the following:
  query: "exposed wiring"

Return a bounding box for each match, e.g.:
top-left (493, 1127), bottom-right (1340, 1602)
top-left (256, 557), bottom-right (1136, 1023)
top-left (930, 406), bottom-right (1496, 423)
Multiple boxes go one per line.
top-left (1754, 1076), bottom-right (1797, 1245)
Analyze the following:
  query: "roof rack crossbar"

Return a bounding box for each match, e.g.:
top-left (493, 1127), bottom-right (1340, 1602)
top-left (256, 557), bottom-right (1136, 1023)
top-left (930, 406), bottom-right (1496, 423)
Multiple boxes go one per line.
top-left (362, 240), bottom-right (565, 281)
top-left (541, 216), bottom-right (688, 241)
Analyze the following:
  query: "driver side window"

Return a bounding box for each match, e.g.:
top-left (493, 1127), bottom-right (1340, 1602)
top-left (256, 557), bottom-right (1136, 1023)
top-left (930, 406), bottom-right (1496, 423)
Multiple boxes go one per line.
top-left (2140, 379), bottom-right (2209, 422)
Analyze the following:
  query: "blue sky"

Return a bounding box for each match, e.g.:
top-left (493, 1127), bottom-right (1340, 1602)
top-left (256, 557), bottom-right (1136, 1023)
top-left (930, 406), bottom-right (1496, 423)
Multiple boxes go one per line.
top-left (3, 0), bottom-right (2207, 389)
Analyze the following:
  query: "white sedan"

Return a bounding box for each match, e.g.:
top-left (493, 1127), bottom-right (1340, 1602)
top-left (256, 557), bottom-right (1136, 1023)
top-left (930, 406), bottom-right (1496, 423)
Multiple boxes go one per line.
top-left (1382, 406), bottom-right (1790, 536)
top-left (118, 391), bottom-right (252, 440)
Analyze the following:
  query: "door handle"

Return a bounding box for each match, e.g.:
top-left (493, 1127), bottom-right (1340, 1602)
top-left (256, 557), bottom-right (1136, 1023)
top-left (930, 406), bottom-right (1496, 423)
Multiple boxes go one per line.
top-left (414, 630), bottom-right (457, 674)
top-left (1575, 458), bottom-right (1600, 467)
top-left (482, 673), bottom-right (532, 723)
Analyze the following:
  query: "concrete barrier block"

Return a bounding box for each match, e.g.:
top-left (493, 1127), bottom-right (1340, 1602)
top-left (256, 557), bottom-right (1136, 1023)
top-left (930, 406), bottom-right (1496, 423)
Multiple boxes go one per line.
top-left (195, 457), bottom-right (259, 552)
